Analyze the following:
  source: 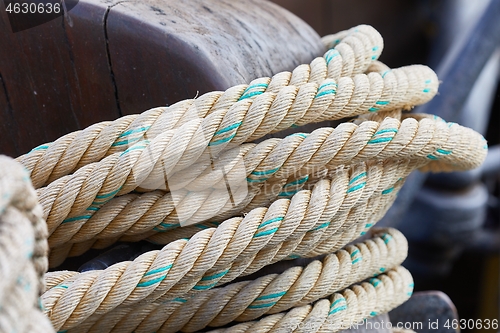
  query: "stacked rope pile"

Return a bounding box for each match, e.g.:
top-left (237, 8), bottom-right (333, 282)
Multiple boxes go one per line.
top-left (0, 24), bottom-right (487, 332)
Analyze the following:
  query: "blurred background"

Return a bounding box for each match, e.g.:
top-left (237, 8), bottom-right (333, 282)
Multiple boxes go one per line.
top-left (271, 0), bottom-right (500, 330)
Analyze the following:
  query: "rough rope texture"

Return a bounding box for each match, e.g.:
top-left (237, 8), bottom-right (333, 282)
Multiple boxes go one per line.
top-left (18, 25), bottom-right (441, 190)
top-left (40, 114), bottom-right (486, 256)
top-left (206, 266), bottom-right (414, 333)
top-left (47, 158), bottom-right (412, 267)
top-left (0, 156), bottom-right (54, 333)
top-left (0, 23), bottom-right (489, 333)
top-left (41, 158), bottom-right (409, 331)
top-left (63, 228), bottom-right (407, 333)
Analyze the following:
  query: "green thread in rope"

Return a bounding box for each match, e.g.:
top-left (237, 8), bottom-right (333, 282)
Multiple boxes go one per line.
top-left (192, 282), bottom-right (218, 290)
top-left (347, 182), bottom-right (366, 193)
top-left (213, 122), bottom-right (242, 137)
top-left (201, 270), bottom-right (229, 281)
top-left (258, 216), bottom-right (284, 229)
top-left (382, 187), bottom-right (394, 195)
top-left (324, 49), bottom-right (339, 65)
top-left (248, 301), bottom-right (277, 309)
top-left (329, 298), bottom-right (347, 315)
top-left (153, 222), bottom-right (180, 232)
top-left (283, 175), bottom-right (309, 187)
top-left (369, 278), bottom-right (381, 287)
top-left (309, 221), bottom-right (330, 232)
top-left (118, 126), bottom-right (151, 138)
top-left (62, 215), bottom-right (93, 224)
top-left (239, 83), bottom-right (269, 100)
top-left (349, 172), bottom-right (366, 185)
top-left (253, 227), bottom-right (278, 238)
top-left (382, 233), bottom-right (392, 244)
top-left (255, 290), bottom-right (287, 301)
top-left (251, 167), bottom-right (280, 176)
top-left (208, 133), bottom-right (237, 146)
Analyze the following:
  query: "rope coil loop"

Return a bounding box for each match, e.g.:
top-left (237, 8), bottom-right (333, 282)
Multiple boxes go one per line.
top-left (0, 23), bottom-right (489, 333)
top-left (0, 156), bottom-right (53, 333)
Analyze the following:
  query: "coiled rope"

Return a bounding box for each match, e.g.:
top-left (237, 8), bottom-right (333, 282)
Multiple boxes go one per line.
top-left (0, 156), bottom-right (53, 332)
top-left (61, 227), bottom-right (407, 333)
top-left (207, 266), bottom-right (414, 333)
top-left (0, 24), bottom-right (488, 332)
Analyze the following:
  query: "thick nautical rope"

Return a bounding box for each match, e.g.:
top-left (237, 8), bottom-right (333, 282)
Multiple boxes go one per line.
top-left (66, 228), bottom-right (406, 333)
top-left (18, 25), bottom-right (441, 190)
top-left (46, 157), bottom-right (411, 267)
top-left (34, 65), bottom-right (439, 232)
top-left (206, 266), bottom-right (414, 333)
top-left (41, 158), bottom-right (411, 330)
top-left (39, 114), bottom-right (487, 255)
top-left (0, 156), bottom-right (53, 333)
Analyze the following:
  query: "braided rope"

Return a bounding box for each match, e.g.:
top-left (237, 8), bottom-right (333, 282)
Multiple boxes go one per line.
top-left (68, 228), bottom-right (406, 333)
top-left (205, 266), bottom-right (414, 333)
top-left (18, 26), bottom-right (441, 190)
top-left (0, 156), bottom-right (53, 333)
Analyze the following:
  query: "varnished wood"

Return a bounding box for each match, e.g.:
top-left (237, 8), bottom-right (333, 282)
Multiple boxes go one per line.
top-left (0, 0), bottom-right (323, 157)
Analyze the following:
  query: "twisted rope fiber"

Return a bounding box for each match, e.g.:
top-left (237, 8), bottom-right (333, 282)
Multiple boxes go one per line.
top-left (34, 61), bottom-right (440, 233)
top-left (47, 157), bottom-right (411, 267)
top-left (0, 21), bottom-right (487, 333)
top-left (207, 266), bottom-right (414, 333)
top-left (40, 113), bottom-right (487, 254)
top-left (0, 156), bottom-right (54, 333)
top-left (18, 24), bottom-right (383, 188)
top-left (18, 25), bottom-right (440, 190)
top-left (41, 157), bottom-right (412, 330)
top-left (66, 228), bottom-right (407, 333)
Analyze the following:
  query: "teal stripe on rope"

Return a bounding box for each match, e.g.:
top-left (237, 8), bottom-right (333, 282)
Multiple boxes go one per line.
top-left (208, 133), bottom-right (237, 146)
top-left (283, 175), bottom-right (309, 187)
top-left (253, 227), bottom-right (279, 238)
top-left (251, 167), bottom-right (280, 176)
top-left (347, 182), bottom-right (366, 193)
top-left (30, 144), bottom-right (50, 152)
top-left (213, 122), bottom-right (242, 136)
top-left (137, 274), bottom-right (168, 288)
top-left (368, 128), bottom-right (397, 144)
top-left (324, 49), bottom-right (339, 65)
top-left (119, 140), bottom-right (150, 155)
top-left (382, 233), bottom-right (392, 244)
top-left (255, 290), bottom-right (287, 301)
top-left (278, 190), bottom-right (298, 197)
top-left (258, 216), bottom-right (283, 229)
top-left (118, 126), bottom-right (151, 138)
top-left (153, 222), bottom-right (180, 232)
top-left (201, 269), bottom-right (229, 281)
top-left (309, 221), bottom-right (330, 232)
top-left (192, 282), bottom-right (218, 290)
top-left (369, 278), bottom-right (381, 287)
top-left (348, 172), bottom-right (366, 185)
top-left (112, 136), bottom-right (142, 147)
top-left (382, 187), bottom-right (394, 195)
top-left (246, 177), bottom-right (269, 183)
top-left (239, 83), bottom-right (269, 100)
top-left (329, 298), bottom-right (347, 315)
top-left (315, 81), bottom-right (337, 99)
top-left (144, 264), bottom-right (173, 277)
top-left (248, 301), bottom-right (277, 309)
top-left (436, 148), bottom-right (452, 155)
